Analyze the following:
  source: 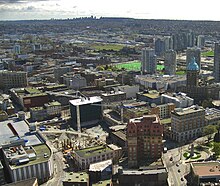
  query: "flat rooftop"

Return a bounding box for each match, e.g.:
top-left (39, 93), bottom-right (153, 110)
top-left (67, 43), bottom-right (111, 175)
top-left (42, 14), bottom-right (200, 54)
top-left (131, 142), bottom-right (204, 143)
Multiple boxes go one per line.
top-left (192, 162), bottom-right (220, 177)
top-left (69, 96), bottom-right (103, 106)
top-left (172, 105), bottom-right (205, 116)
top-left (75, 145), bottom-right (113, 158)
top-left (63, 172), bottom-right (88, 183)
top-left (122, 167), bottom-right (167, 175)
top-left (9, 144), bottom-right (51, 169)
top-left (89, 159), bottom-right (112, 172)
top-left (0, 119), bottom-right (42, 147)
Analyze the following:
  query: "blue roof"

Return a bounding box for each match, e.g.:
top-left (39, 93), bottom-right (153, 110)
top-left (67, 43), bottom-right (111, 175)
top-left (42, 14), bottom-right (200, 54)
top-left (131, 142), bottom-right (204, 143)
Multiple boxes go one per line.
top-left (187, 57), bottom-right (199, 71)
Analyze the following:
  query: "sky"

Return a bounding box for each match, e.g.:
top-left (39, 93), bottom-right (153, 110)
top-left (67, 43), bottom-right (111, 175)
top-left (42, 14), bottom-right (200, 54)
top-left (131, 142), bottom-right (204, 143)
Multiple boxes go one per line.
top-left (1, 0), bottom-right (220, 21)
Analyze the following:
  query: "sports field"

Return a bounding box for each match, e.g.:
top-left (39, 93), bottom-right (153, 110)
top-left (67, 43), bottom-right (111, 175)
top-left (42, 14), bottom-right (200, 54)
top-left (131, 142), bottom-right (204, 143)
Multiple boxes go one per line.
top-left (115, 60), bottom-right (164, 71)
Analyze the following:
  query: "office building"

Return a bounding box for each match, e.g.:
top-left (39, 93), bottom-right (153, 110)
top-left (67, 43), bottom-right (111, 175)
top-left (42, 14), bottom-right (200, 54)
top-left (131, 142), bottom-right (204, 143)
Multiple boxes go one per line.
top-left (171, 105), bottom-right (206, 142)
top-left (186, 47), bottom-right (201, 72)
top-left (214, 42), bottom-right (220, 82)
top-left (69, 96), bottom-right (103, 130)
top-left (141, 48), bottom-right (157, 75)
top-left (127, 115), bottom-right (163, 167)
top-left (164, 50), bottom-right (177, 75)
top-left (0, 70), bottom-right (27, 90)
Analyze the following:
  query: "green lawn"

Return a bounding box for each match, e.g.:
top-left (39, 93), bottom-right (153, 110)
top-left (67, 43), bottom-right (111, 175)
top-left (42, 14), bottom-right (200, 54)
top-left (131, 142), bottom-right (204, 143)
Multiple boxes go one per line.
top-left (115, 60), bottom-right (164, 71)
top-left (202, 50), bottom-right (214, 57)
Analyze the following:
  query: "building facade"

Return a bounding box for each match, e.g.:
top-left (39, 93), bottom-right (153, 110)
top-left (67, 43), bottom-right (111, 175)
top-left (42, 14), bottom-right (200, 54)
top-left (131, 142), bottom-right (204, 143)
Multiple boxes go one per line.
top-left (171, 106), bottom-right (206, 143)
top-left (73, 144), bottom-right (122, 170)
top-left (141, 48), bottom-right (157, 75)
top-left (214, 42), bottom-right (220, 82)
top-left (0, 70), bottom-right (27, 90)
top-left (164, 50), bottom-right (177, 75)
top-left (127, 115), bottom-right (163, 167)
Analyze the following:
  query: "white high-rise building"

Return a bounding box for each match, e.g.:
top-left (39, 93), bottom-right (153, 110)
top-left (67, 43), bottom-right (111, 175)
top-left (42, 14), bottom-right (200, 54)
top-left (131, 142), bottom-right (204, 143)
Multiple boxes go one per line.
top-left (141, 48), bottom-right (157, 74)
top-left (214, 42), bottom-right (220, 82)
top-left (197, 35), bottom-right (205, 48)
top-left (164, 50), bottom-right (177, 75)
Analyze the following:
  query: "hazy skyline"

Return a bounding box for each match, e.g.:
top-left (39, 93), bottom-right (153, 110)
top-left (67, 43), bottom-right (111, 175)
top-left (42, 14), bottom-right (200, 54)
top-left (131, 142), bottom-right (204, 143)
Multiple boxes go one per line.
top-left (1, 0), bottom-right (220, 21)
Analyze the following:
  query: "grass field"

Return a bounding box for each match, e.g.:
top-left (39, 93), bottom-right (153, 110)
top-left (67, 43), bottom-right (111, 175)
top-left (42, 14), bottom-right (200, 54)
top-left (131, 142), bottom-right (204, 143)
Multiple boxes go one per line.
top-left (115, 60), bottom-right (164, 71)
top-left (90, 43), bottom-right (125, 51)
top-left (114, 60), bottom-right (186, 75)
top-left (202, 50), bottom-right (214, 57)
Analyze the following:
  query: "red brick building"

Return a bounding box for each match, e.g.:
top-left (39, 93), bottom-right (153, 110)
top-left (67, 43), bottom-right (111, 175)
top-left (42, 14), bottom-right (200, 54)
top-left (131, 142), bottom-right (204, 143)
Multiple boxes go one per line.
top-left (127, 115), bottom-right (163, 167)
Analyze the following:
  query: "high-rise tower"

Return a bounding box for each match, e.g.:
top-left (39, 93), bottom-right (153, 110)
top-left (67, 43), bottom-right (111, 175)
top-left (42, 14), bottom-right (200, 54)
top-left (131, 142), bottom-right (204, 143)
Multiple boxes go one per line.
top-left (186, 57), bottom-right (199, 88)
top-left (141, 48), bottom-right (157, 75)
top-left (164, 50), bottom-right (177, 75)
top-left (214, 42), bottom-right (220, 82)
top-left (186, 47), bottom-right (201, 73)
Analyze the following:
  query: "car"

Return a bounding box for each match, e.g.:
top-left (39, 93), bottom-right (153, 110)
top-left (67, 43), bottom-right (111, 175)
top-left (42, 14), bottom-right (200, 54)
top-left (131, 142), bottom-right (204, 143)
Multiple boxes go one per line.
top-left (170, 157), bottom-right (173, 161)
top-left (181, 178), bottom-right (184, 181)
top-left (178, 169), bottom-right (181, 173)
top-left (176, 163), bottom-right (179, 167)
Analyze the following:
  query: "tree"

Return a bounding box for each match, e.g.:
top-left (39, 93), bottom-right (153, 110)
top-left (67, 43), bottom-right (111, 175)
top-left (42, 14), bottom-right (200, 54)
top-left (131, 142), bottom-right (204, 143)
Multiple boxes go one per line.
top-left (213, 142), bottom-right (220, 156)
top-left (203, 125), bottom-right (217, 142)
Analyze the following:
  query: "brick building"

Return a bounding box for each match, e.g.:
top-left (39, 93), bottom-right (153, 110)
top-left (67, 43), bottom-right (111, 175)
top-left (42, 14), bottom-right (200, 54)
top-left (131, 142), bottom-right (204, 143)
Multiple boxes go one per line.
top-left (127, 115), bottom-right (163, 168)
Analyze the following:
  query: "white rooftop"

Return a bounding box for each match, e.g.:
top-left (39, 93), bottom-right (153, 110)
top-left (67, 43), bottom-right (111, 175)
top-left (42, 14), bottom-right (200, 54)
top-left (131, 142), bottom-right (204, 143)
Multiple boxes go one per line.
top-left (69, 96), bottom-right (103, 106)
top-left (89, 159), bottom-right (112, 172)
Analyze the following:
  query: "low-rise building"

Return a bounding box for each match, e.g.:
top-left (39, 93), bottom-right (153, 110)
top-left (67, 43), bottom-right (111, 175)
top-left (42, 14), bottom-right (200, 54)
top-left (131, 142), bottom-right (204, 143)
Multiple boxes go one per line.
top-left (137, 90), bottom-right (162, 104)
top-left (205, 108), bottom-right (220, 125)
top-left (63, 73), bottom-right (87, 90)
top-left (89, 159), bottom-right (112, 183)
top-left (171, 105), bottom-right (206, 143)
top-left (162, 92), bottom-right (194, 108)
top-left (119, 167), bottom-right (168, 186)
top-left (0, 119), bottom-right (53, 184)
top-left (190, 162), bottom-right (220, 185)
top-left (0, 161), bottom-right (5, 185)
top-left (73, 144), bottom-right (122, 170)
top-left (135, 74), bottom-right (186, 91)
top-left (101, 91), bottom-right (126, 103)
top-left (113, 85), bottom-right (139, 99)
top-left (62, 172), bottom-right (89, 186)
top-left (10, 88), bottom-right (49, 111)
